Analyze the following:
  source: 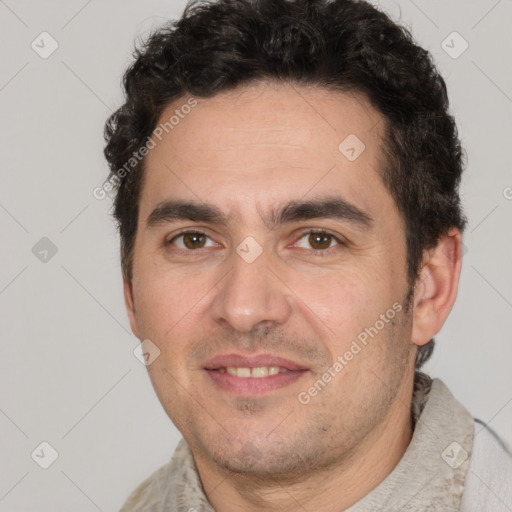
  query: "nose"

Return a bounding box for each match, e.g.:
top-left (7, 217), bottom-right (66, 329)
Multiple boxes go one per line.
top-left (209, 247), bottom-right (293, 334)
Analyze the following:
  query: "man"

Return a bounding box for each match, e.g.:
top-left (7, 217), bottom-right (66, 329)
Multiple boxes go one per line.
top-left (103, 0), bottom-right (512, 510)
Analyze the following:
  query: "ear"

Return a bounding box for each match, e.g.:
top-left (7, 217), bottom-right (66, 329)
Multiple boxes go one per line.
top-left (411, 228), bottom-right (463, 347)
top-left (123, 276), bottom-right (141, 339)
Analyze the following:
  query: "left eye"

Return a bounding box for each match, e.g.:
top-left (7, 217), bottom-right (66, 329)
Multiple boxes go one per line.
top-left (295, 231), bottom-right (341, 251)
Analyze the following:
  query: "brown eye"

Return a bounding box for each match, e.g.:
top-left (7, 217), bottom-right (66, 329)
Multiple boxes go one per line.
top-left (170, 232), bottom-right (214, 250)
top-left (295, 231), bottom-right (339, 251)
top-left (183, 233), bottom-right (206, 249)
top-left (308, 232), bottom-right (333, 250)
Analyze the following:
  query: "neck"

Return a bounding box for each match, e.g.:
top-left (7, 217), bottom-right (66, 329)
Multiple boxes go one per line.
top-left (195, 376), bottom-right (416, 512)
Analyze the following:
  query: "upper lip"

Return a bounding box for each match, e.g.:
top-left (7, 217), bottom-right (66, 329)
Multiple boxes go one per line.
top-left (203, 353), bottom-right (309, 371)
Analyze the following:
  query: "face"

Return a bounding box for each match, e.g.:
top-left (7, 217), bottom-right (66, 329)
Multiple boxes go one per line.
top-left (125, 82), bottom-right (417, 482)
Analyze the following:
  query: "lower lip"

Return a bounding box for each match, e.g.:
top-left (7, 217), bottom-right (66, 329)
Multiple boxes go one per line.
top-left (205, 369), bottom-right (308, 395)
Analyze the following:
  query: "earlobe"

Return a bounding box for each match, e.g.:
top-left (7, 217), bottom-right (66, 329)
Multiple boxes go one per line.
top-left (411, 228), bottom-right (463, 347)
top-left (123, 277), bottom-right (141, 339)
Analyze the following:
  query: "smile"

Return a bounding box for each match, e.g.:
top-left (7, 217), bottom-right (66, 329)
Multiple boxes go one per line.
top-left (219, 366), bottom-right (289, 378)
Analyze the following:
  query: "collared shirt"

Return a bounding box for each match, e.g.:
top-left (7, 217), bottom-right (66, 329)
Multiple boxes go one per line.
top-left (119, 377), bottom-right (512, 511)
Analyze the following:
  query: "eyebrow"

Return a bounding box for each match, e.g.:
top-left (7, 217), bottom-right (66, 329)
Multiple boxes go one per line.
top-left (146, 195), bottom-right (374, 231)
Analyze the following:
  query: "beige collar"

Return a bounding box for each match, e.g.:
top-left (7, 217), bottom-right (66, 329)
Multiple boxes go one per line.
top-left (346, 377), bottom-right (474, 511)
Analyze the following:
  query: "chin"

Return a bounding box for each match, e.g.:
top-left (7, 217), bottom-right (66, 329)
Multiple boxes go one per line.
top-left (213, 449), bottom-right (310, 482)
top-left (196, 430), bottom-right (328, 484)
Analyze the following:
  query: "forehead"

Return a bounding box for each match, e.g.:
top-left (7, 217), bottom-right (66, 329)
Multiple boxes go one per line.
top-left (140, 81), bottom-right (398, 230)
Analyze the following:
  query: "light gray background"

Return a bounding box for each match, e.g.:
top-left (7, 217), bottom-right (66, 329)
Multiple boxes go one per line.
top-left (1, 0), bottom-right (511, 510)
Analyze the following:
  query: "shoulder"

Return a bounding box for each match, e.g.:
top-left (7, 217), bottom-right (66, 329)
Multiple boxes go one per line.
top-left (118, 438), bottom-right (211, 512)
top-left (459, 419), bottom-right (512, 512)
top-left (119, 462), bottom-right (172, 512)
top-left (118, 439), bottom-right (192, 511)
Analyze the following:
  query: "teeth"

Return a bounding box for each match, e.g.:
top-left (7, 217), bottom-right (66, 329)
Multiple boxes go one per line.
top-left (251, 366), bottom-right (268, 378)
top-left (236, 367), bottom-right (251, 378)
top-left (224, 366), bottom-right (285, 378)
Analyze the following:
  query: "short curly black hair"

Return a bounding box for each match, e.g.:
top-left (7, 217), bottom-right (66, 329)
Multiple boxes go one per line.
top-left (103, 0), bottom-right (467, 369)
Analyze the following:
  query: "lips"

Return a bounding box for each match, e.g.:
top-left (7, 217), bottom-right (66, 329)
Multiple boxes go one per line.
top-left (203, 353), bottom-right (309, 395)
top-left (203, 353), bottom-right (309, 372)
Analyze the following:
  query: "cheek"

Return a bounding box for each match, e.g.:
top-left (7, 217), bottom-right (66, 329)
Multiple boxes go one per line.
top-left (132, 264), bottom-right (211, 342)
top-left (293, 269), bottom-right (387, 342)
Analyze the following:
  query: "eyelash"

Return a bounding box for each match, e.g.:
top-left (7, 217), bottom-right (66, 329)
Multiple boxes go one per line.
top-left (166, 229), bottom-right (346, 256)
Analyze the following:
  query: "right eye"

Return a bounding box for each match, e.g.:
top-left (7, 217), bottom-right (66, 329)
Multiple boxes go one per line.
top-left (168, 231), bottom-right (217, 251)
